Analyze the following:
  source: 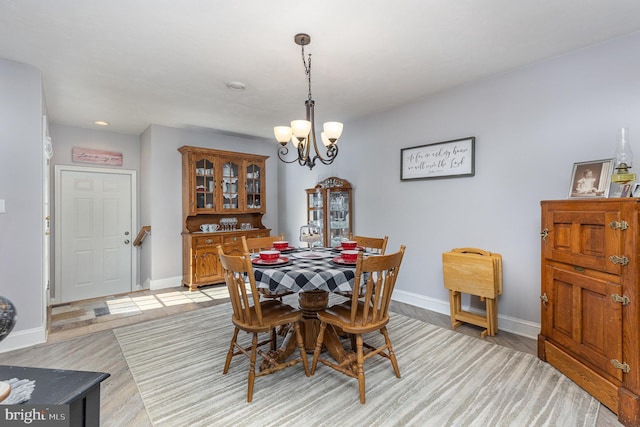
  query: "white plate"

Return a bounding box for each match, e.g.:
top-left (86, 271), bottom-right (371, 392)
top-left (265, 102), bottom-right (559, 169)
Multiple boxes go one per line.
top-left (291, 251), bottom-right (333, 259)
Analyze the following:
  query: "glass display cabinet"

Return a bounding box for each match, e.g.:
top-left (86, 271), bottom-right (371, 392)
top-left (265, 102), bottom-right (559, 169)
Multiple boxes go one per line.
top-left (306, 177), bottom-right (353, 247)
top-left (178, 146), bottom-right (270, 289)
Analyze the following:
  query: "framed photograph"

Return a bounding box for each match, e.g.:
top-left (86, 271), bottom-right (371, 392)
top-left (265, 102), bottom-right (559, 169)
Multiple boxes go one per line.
top-left (400, 137), bottom-right (475, 181)
top-left (633, 183), bottom-right (640, 197)
top-left (568, 159), bottom-right (614, 198)
top-left (610, 182), bottom-right (635, 198)
top-left (621, 183), bottom-right (632, 198)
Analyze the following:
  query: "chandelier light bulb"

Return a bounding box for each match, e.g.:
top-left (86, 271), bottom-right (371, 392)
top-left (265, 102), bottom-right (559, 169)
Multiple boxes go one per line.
top-left (323, 122), bottom-right (343, 143)
top-left (291, 120), bottom-right (311, 139)
top-left (274, 126), bottom-right (293, 145)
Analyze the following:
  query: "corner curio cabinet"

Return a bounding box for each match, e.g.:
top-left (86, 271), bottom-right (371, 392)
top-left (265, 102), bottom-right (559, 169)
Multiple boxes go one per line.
top-left (179, 146), bottom-right (270, 290)
top-left (306, 177), bottom-right (353, 247)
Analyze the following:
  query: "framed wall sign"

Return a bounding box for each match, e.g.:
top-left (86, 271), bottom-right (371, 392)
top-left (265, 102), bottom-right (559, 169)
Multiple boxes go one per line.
top-left (567, 158), bottom-right (614, 198)
top-left (400, 137), bottom-right (475, 181)
top-left (72, 147), bottom-right (123, 166)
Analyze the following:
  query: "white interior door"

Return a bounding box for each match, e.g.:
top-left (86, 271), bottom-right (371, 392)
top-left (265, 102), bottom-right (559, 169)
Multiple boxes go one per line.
top-left (56, 167), bottom-right (135, 303)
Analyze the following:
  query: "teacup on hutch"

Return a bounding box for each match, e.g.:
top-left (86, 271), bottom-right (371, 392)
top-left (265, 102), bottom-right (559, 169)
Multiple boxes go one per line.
top-left (273, 241), bottom-right (289, 250)
top-left (259, 250), bottom-right (280, 261)
top-left (341, 250), bottom-right (359, 262)
top-left (341, 240), bottom-right (358, 250)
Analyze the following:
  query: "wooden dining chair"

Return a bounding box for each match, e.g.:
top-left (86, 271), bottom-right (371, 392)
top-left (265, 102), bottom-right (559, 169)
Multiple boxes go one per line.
top-left (337, 235), bottom-right (389, 299)
top-left (243, 233), bottom-right (285, 253)
top-left (221, 233), bottom-right (285, 256)
top-left (350, 235), bottom-right (388, 255)
top-left (310, 245), bottom-right (406, 404)
top-left (216, 244), bottom-right (309, 402)
top-left (243, 234), bottom-right (295, 300)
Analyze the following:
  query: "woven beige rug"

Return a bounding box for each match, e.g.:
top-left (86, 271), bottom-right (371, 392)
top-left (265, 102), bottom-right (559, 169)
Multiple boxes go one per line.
top-left (114, 303), bottom-right (599, 426)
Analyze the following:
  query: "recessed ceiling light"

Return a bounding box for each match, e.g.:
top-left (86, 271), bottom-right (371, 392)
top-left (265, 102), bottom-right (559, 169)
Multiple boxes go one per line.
top-left (226, 81), bottom-right (246, 91)
top-left (94, 120), bottom-right (110, 126)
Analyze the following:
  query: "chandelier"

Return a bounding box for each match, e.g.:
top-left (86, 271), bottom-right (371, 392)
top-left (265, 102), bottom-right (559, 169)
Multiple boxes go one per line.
top-left (274, 33), bottom-right (343, 170)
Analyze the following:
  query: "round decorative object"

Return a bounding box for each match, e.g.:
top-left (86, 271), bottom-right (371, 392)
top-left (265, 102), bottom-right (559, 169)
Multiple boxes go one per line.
top-left (0, 296), bottom-right (17, 342)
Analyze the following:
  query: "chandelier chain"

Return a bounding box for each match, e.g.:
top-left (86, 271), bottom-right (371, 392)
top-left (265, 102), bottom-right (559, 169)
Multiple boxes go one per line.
top-left (301, 43), bottom-right (312, 101)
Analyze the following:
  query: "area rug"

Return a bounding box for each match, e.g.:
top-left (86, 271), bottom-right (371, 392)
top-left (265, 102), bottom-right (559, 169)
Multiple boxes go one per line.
top-left (114, 303), bottom-right (599, 427)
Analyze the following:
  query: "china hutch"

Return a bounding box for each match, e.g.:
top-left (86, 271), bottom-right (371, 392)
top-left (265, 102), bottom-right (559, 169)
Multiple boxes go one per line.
top-left (306, 177), bottom-right (353, 247)
top-left (179, 146), bottom-right (270, 290)
top-left (539, 199), bottom-right (640, 426)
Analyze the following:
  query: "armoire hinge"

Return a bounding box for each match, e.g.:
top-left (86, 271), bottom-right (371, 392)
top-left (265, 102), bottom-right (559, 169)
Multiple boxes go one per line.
top-left (611, 294), bottom-right (631, 306)
top-left (609, 255), bottom-right (629, 266)
top-left (609, 220), bottom-right (629, 231)
top-left (611, 359), bottom-right (631, 373)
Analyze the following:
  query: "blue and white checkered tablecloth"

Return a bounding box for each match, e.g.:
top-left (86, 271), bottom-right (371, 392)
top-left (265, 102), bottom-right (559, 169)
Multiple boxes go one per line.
top-left (253, 248), bottom-right (357, 293)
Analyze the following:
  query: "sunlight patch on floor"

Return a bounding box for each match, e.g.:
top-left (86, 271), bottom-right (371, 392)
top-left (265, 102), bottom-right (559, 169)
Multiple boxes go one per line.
top-left (102, 287), bottom-right (229, 313)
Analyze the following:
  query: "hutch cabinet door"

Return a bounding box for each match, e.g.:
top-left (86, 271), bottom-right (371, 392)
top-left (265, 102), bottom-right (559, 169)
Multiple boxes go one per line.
top-left (219, 158), bottom-right (242, 212)
top-left (190, 153), bottom-right (216, 214)
top-left (245, 159), bottom-right (265, 212)
top-left (194, 248), bottom-right (221, 284)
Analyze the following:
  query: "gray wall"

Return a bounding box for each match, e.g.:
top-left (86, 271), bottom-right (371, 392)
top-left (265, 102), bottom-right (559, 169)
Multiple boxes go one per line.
top-left (0, 59), bottom-right (46, 351)
top-left (279, 31), bottom-right (640, 337)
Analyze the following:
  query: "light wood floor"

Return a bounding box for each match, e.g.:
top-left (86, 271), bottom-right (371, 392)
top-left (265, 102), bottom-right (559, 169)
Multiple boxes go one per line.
top-left (1, 286), bottom-right (621, 426)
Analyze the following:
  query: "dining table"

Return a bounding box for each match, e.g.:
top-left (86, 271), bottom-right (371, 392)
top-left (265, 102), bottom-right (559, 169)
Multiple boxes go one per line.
top-left (252, 247), bottom-right (362, 364)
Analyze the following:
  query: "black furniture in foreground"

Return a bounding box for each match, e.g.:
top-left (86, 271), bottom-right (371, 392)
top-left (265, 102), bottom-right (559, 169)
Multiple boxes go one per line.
top-left (0, 365), bottom-right (109, 427)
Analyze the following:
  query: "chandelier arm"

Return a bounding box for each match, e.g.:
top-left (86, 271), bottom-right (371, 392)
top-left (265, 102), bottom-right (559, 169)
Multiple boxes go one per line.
top-left (277, 145), bottom-right (301, 164)
top-left (297, 141), bottom-right (310, 167)
top-left (315, 144), bottom-right (339, 166)
top-left (305, 98), bottom-right (337, 166)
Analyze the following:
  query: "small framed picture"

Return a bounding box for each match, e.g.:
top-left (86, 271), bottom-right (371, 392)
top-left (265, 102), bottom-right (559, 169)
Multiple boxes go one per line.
top-left (609, 181), bottom-right (637, 198)
top-left (568, 159), bottom-right (614, 198)
top-left (632, 183), bottom-right (640, 197)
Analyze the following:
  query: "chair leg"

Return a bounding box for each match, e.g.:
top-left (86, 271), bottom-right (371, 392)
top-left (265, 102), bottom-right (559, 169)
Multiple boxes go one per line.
top-left (223, 327), bottom-right (240, 374)
top-left (247, 333), bottom-right (258, 403)
top-left (311, 322), bottom-right (327, 375)
top-left (270, 327), bottom-right (277, 351)
top-left (293, 322), bottom-right (310, 376)
top-left (381, 326), bottom-right (400, 378)
top-left (355, 334), bottom-right (366, 404)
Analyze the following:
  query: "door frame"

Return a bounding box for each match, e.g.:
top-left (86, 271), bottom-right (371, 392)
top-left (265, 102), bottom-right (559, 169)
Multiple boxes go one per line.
top-left (53, 165), bottom-right (137, 304)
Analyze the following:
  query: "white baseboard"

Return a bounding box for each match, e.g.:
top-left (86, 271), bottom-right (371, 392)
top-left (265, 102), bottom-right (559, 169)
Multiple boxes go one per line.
top-left (392, 289), bottom-right (540, 340)
top-left (0, 326), bottom-right (46, 353)
top-left (149, 275), bottom-right (184, 290)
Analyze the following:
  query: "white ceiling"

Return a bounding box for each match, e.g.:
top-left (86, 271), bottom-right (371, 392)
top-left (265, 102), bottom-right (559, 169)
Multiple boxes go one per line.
top-left (2, 1), bottom-right (640, 139)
